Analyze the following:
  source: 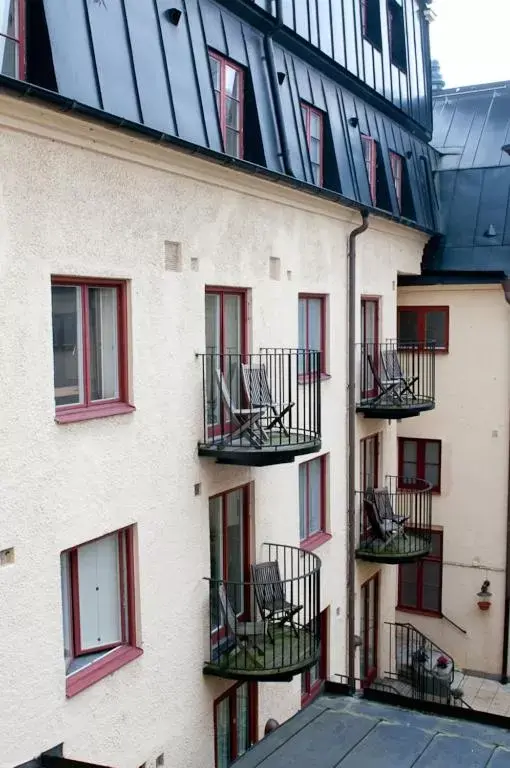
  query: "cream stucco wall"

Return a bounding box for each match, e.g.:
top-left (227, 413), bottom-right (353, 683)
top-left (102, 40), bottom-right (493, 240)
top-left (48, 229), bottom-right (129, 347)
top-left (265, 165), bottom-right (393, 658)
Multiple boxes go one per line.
top-left (396, 285), bottom-right (510, 676)
top-left (0, 94), bottom-right (427, 768)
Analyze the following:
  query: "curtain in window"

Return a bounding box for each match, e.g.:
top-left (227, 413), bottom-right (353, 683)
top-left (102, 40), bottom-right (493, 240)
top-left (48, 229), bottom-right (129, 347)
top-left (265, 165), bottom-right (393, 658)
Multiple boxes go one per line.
top-left (77, 533), bottom-right (122, 651)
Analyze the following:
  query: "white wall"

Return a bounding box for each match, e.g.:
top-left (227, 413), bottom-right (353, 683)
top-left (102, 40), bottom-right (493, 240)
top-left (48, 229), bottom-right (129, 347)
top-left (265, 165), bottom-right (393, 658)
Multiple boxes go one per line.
top-left (0, 95), bottom-right (427, 768)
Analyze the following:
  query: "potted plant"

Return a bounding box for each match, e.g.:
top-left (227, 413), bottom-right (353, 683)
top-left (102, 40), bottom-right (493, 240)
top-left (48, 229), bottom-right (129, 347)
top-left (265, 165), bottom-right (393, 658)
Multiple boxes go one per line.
top-left (434, 654), bottom-right (451, 679)
top-left (477, 580), bottom-right (492, 611)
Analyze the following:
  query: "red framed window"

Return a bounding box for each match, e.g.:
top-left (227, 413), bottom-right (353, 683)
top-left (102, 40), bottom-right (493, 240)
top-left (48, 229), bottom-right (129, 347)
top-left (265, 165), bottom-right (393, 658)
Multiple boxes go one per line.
top-left (389, 151), bottom-right (403, 209)
top-left (387, 0), bottom-right (407, 72)
top-left (301, 609), bottom-right (328, 705)
top-left (397, 306), bottom-right (449, 351)
top-left (61, 526), bottom-right (141, 697)
top-left (214, 682), bottom-right (258, 768)
top-left (361, 297), bottom-right (379, 398)
top-left (360, 572), bottom-right (379, 686)
top-left (398, 437), bottom-right (441, 493)
top-left (301, 102), bottom-right (323, 186)
top-left (361, 135), bottom-right (377, 204)
top-left (0, 0), bottom-right (25, 79)
top-left (51, 277), bottom-right (132, 423)
top-left (209, 485), bottom-right (251, 633)
top-left (398, 531), bottom-right (443, 616)
top-left (299, 455), bottom-right (328, 547)
top-left (298, 294), bottom-right (327, 376)
top-left (360, 433), bottom-right (380, 492)
top-left (209, 50), bottom-right (244, 159)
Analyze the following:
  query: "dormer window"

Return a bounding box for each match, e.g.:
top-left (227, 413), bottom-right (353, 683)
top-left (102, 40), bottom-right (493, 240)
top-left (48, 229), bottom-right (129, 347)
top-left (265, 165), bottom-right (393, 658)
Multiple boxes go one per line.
top-left (0, 0), bottom-right (25, 78)
top-left (390, 151), bottom-right (403, 208)
top-left (209, 51), bottom-right (244, 159)
top-left (301, 102), bottom-right (323, 186)
top-left (361, 135), bottom-right (377, 204)
top-left (388, 0), bottom-right (407, 72)
top-left (361, 0), bottom-right (382, 49)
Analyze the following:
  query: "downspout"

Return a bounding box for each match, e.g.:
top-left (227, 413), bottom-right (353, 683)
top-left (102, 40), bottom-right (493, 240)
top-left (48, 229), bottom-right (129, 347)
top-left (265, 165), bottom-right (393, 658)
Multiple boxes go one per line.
top-left (500, 279), bottom-right (510, 683)
top-left (347, 212), bottom-right (369, 691)
top-left (263, 1), bottom-right (293, 177)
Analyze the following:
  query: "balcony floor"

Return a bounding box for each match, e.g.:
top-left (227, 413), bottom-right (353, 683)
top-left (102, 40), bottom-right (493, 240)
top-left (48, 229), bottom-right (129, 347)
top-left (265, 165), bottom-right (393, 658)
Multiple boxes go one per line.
top-left (198, 429), bottom-right (321, 466)
top-left (357, 395), bottom-right (435, 420)
top-left (356, 531), bottom-right (431, 564)
top-left (203, 625), bottom-right (320, 682)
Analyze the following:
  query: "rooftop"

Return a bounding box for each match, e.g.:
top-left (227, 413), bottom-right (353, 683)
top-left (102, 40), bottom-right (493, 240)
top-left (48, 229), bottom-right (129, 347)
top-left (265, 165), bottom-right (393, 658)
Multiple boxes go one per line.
top-left (237, 694), bottom-right (510, 767)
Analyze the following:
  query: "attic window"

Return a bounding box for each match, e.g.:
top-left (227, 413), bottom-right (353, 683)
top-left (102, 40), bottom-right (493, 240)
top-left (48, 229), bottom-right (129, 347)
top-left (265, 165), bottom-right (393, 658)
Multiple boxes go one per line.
top-left (361, 0), bottom-right (382, 50)
top-left (0, 0), bottom-right (25, 78)
top-left (388, 0), bottom-right (407, 72)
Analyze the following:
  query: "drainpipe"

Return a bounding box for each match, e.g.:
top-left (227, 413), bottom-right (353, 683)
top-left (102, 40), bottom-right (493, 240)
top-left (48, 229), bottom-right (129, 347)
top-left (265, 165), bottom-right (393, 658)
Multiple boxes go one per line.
top-left (347, 212), bottom-right (369, 691)
top-left (263, 2), bottom-right (293, 177)
top-left (501, 279), bottom-right (510, 682)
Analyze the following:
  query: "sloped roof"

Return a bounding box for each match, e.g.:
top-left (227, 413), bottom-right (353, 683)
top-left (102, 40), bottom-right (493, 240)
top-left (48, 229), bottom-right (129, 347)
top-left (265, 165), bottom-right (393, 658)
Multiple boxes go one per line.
top-left (236, 695), bottom-right (510, 767)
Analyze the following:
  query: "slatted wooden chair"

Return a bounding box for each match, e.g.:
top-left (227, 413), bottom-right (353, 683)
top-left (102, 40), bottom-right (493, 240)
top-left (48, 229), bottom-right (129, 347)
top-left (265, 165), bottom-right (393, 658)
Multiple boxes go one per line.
top-left (363, 497), bottom-right (401, 551)
top-left (251, 561), bottom-right (302, 639)
top-left (241, 363), bottom-right (294, 437)
top-left (215, 368), bottom-right (266, 447)
top-left (366, 353), bottom-right (402, 404)
top-left (216, 582), bottom-right (267, 668)
top-left (373, 487), bottom-right (409, 530)
top-left (380, 348), bottom-right (419, 401)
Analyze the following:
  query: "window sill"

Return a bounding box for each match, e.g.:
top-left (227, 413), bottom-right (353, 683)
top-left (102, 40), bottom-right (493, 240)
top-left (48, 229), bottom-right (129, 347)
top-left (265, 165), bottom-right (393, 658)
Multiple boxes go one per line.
top-left (396, 605), bottom-right (441, 619)
top-left (66, 645), bottom-right (143, 698)
top-left (300, 532), bottom-right (332, 553)
top-left (56, 402), bottom-right (136, 424)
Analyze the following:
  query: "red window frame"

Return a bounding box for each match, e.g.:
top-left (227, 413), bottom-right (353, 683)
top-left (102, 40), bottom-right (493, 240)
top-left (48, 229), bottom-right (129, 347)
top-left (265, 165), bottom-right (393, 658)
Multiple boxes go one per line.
top-left (361, 135), bottom-right (377, 204)
top-left (360, 572), bottom-right (379, 687)
top-left (361, 296), bottom-right (380, 398)
top-left (398, 437), bottom-right (442, 494)
top-left (301, 609), bottom-right (328, 705)
top-left (52, 276), bottom-right (133, 424)
top-left (299, 455), bottom-right (329, 550)
top-left (214, 682), bottom-right (258, 768)
top-left (0, 0), bottom-right (25, 79)
top-left (389, 151), bottom-right (403, 209)
top-left (209, 50), bottom-right (244, 160)
top-left (397, 530), bottom-right (443, 616)
top-left (298, 293), bottom-right (327, 377)
top-left (397, 305), bottom-right (449, 352)
top-left (360, 433), bottom-right (380, 492)
top-left (301, 101), bottom-right (324, 186)
top-left (205, 286), bottom-right (248, 359)
top-left (62, 526), bottom-right (141, 698)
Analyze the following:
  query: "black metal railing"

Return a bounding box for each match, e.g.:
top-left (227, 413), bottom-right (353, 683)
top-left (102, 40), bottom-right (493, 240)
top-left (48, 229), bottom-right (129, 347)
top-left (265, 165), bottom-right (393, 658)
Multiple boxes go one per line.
top-left (357, 340), bottom-right (436, 414)
top-left (384, 622), bottom-right (468, 707)
top-left (197, 349), bottom-right (321, 454)
top-left (205, 543), bottom-right (321, 679)
top-left (356, 475), bottom-right (432, 561)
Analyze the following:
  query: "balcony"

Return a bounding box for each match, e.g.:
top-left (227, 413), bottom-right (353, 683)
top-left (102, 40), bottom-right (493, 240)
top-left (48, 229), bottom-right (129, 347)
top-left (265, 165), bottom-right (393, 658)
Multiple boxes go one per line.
top-left (356, 476), bottom-right (432, 564)
top-left (204, 543), bottom-right (321, 682)
top-left (356, 341), bottom-right (436, 419)
top-left (197, 349), bottom-right (322, 466)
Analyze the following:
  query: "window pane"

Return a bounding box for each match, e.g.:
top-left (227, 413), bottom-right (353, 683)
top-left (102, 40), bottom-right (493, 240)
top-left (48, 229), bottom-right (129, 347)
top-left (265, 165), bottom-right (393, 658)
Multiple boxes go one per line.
top-left (223, 294), bottom-right (242, 356)
top-left (0, 0), bottom-right (16, 37)
top-left (310, 136), bottom-right (321, 164)
top-left (301, 105), bottom-right (307, 129)
top-left (402, 440), bottom-right (417, 462)
top-left (205, 293), bottom-right (220, 425)
top-left (310, 113), bottom-right (321, 140)
top-left (424, 463), bottom-right (439, 488)
top-left (429, 532), bottom-right (442, 558)
top-left (236, 684), bottom-right (250, 757)
top-left (399, 563), bottom-right (418, 608)
top-left (226, 97), bottom-right (239, 130)
top-left (425, 311), bottom-right (446, 348)
top-left (307, 298), bottom-right (322, 352)
top-left (225, 128), bottom-right (240, 158)
top-left (209, 496), bottom-right (223, 630)
top-left (89, 286), bottom-right (119, 401)
top-left (215, 697), bottom-right (231, 768)
top-left (0, 35), bottom-right (17, 77)
top-left (77, 533), bottom-right (122, 651)
top-left (299, 464), bottom-right (306, 540)
top-left (312, 162), bottom-right (321, 186)
top-left (209, 55), bottom-right (220, 90)
top-left (398, 311), bottom-right (418, 344)
top-left (60, 552), bottom-right (73, 670)
top-left (308, 458), bottom-right (322, 535)
top-left (52, 285), bottom-right (84, 407)
top-left (225, 64), bottom-right (239, 98)
top-left (226, 489), bottom-right (244, 614)
top-left (309, 659), bottom-right (320, 686)
top-left (425, 441), bottom-right (439, 464)
top-left (422, 562), bottom-right (441, 612)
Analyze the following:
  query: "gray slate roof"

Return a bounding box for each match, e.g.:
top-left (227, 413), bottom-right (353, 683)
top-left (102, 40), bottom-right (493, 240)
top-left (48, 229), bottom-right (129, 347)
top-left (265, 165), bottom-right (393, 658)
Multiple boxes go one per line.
top-left (236, 695), bottom-right (510, 767)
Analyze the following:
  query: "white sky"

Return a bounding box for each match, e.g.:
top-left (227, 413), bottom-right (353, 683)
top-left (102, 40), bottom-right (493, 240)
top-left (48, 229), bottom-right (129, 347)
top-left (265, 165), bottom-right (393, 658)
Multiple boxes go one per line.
top-left (430, 0), bottom-right (510, 88)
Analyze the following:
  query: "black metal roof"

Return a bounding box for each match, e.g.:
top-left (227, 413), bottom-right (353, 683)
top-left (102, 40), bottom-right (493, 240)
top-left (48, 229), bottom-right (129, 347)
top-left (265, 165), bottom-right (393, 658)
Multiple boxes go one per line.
top-left (426, 82), bottom-right (510, 274)
top-left (236, 695), bottom-right (510, 767)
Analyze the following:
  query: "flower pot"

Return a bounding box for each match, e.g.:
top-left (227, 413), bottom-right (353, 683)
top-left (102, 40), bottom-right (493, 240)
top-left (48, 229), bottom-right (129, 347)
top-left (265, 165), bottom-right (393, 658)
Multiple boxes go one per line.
top-left (478, 600), bottom-right (491, 611)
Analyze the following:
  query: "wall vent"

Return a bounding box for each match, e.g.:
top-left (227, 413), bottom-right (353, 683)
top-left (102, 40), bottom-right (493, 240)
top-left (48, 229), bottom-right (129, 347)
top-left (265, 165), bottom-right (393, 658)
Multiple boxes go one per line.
top-left (164, 241), bottom-right (183, 272)
top-left (269, 256), bottom-right (281, 280)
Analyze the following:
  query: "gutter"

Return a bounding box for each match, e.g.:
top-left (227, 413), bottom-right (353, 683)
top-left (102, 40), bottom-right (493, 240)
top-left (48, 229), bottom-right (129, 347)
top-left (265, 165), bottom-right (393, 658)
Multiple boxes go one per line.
top-left (347, 211), bottom-right (369, 691)
top-left (501, 279), bottom-right (510, 683)
top-left (263, 1), bottom-right (293, 177)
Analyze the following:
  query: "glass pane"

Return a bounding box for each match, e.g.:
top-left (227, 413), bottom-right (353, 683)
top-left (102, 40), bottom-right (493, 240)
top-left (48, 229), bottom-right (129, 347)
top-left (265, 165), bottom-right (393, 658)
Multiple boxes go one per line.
top-left (0, 0), bottom-right (16, 37)
top-left (298, 298), bottom-right (307, 375)
top-left (363, 437), bottom-right (377, 490)
top-left (89, 287), bottom-right (119, 401)
top-left (236, 684), bottom-right (250, 757)
top-left (224, 293), bottom-right (242, 407)
top-left (301, 671), bottom-right (308, 694)
top-left (425, 441), bottom-right (439, 464)
top-left (310, 112), bottom-right (321, 140)
top-left (363, 301), bottom-right (377, 344)
top-left (299, 464), bottom-right (306, 540)
top-left (215, 697), bottom-right (230, 768)
top-left (422, 562), bottom-right (441, 612)
top-left (205, 293), bottom-right (220, 425)
top-left (309, 660), bottom-right (320, 686)
top-left (425, 311), bottom-right (446, 348)
top-left (226, 489), bottom-right (244, 613)
top-left (312, 162), bottom-right (321, 186)
top-left (424, 463), bottom-right (439, 488)
top-left (209, 55), bottom-right (220, 91)
top-left (402, 462), bottom-right (417, 483)
top-left (209, 496), bottom-right (223, 629)
top-left (359, 588), bottom-right (366, 680)
top-left (308, 458), bottom-right (322, 535)
top-left (0, 34), bottom-right (17, 77)
top-left (307, 298), bottom-right (322, 373)
top-left (60, 552), bottom-right (73, 670)
top-left (225, 64), bottom-right (239, 98)
top-left (402, 440), bottom-right (417, 462)
top-left (77, 533), bottom-right (121, 651)
top-left (310, 137), bottom-right (320, 164)
top-left (399, 563), bottom-right (418, 608)
top-left (429, 532), bottom-right (442, 558)
top-left (301, 105), bottom-right (307, 129)
top-left (398, 311), bottom-right (418, 344)
top-left (367, 579), bottom-right (376, 669)
top-left (52, 285), bottom-right (84, 407)
top-left (226, 128), bottom-right (240, 158)
top-left (226, 97), bottom-right (239, 130)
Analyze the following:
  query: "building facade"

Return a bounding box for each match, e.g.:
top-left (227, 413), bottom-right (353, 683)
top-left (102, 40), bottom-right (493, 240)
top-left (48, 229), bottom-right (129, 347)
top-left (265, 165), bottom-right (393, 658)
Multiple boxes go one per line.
top-left (0, 1), bottom-right (439, 766)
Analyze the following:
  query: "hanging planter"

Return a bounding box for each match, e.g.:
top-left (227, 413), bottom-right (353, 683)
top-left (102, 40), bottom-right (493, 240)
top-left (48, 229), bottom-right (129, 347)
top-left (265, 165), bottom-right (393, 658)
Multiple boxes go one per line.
top-left (477, 580), bottom-right (492, 611)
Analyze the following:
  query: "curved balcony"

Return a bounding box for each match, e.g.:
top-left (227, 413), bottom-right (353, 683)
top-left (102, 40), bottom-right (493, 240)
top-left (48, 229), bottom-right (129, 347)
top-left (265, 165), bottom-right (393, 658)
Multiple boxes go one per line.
top-left (356, 341), bottom-right (436, 420)
top-left (204, 543), bottom-right (321, 682)
top-left (197, 349), bottom-right (321, 466)
top-left (356, 476), bottom-right (432, 564)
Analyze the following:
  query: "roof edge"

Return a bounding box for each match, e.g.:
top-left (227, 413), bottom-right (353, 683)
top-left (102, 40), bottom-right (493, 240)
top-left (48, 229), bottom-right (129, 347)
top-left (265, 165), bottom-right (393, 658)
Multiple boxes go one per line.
top-left (399, 270), bottom-right (508, 287)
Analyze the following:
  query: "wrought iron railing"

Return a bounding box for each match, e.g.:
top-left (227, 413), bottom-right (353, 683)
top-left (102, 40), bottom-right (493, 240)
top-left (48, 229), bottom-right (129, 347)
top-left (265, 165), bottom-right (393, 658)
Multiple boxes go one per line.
top-left (357, 340), bottom-right (436, 412)
top-left (197, 349), bottom-right (321, 454)
top-left (356, 475), bottom-right (432, 560)
top-left (205, 543), bottom-right (321, 679)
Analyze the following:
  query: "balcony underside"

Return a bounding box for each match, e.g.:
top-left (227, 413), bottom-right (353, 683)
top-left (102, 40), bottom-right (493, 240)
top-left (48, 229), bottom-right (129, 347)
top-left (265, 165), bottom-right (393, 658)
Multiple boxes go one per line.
top-left (198, 431), bottom-right (321, 466)
top-left (203, 625), bottom-right (320, 682)
top-left (357, 395), bottom-right (435, 420)
top-left (356, 531), bottom-right (431, 564)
